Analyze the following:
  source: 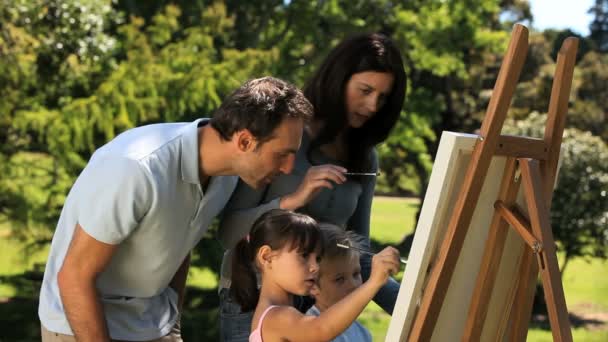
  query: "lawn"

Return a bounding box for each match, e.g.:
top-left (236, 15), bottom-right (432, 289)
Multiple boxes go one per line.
top-left (0, 196), bottom-right (606, 341)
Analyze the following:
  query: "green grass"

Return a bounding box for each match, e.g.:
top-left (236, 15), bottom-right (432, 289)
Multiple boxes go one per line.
top-left (527, 328), bottom-right (608, 342)
top-left (562, 257), bottom-right (608, 310)
top-left (360, 196), bottom-right (418, 341)
top-left (359, 196), bottom-right (608, 341)
top-left (369, 196), bottom-right (419, 244)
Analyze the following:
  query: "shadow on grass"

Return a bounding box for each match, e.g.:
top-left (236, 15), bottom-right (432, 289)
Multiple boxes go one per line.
top-left (528, 283), bottom-right (606, 331)
top-left (530, 312), bottom-right (606, 330)
top-left (0, 272), bottom-right (43, 342)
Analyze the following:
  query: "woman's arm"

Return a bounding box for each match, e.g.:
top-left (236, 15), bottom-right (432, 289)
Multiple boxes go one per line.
top-left (347, 149), bottom-right (378, 243)
top-left (217, 180), bottom-right (279, 249)
top-left (348, 149), bottom-right (400, 314)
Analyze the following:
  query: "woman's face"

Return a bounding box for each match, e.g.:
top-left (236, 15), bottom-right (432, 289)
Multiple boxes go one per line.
top-left (344, 71), bottom-right (395, 128)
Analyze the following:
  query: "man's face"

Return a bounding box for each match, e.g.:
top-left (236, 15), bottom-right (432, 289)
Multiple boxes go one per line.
top-left (239, 117), bottom-right (303, 189)
top-left (312, 253), bottom-right (362, 309)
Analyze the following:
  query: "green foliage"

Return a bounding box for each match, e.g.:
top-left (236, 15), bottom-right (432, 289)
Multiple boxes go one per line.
top-left (589, 0), bottom-right (608, 52)
top-left (504, 112), bottom-right (608, 265)
top-left (572, 51), bottom-right (608, 140)
top-left (508, 31), bottom-right (607, 143)
top-left (1, 1), bottom-right (278, 233)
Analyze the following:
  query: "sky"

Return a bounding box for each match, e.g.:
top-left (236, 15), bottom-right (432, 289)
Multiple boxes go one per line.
top-left (529, 0), bottom-right (595, 36)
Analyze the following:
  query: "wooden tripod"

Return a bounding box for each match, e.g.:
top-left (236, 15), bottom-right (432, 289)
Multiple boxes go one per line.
top-left (406, 24), bottom-right (578, 341)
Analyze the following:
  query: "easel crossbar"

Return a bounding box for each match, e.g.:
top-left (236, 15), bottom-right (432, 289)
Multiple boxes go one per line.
top-left (495, 135), bottom-right (548, 160)
top-left (495, 201), bottom-right (542, 253)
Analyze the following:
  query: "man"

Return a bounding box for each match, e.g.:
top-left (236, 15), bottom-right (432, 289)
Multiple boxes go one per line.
top-left (38, 77), bottom-right (313, 342)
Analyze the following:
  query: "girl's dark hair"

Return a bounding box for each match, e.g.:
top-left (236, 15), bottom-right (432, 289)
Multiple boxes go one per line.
top-left (303, 33), bottom-right (407, 174)
top-left (230, 209), bottom-right (323, 311)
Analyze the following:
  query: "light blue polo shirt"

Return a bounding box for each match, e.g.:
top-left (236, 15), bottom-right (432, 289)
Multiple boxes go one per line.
top-left (38, 119), bottom-right (238, 340)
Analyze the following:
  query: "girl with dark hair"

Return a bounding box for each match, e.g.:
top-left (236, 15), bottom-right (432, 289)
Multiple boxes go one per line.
top-left (218, 33), bottom-right (407, 341)
top-left (233, 209), bottom-right (401, 342)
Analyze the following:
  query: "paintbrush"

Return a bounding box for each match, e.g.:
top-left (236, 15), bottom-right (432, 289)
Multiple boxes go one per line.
top-left (343, 172), bottom-right (380, 176)
top-left (336, 243), bottom-right (407, 264)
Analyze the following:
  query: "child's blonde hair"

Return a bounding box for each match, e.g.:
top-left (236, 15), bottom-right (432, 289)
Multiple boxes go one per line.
top-left (317, 223), bottom-right (366, 276)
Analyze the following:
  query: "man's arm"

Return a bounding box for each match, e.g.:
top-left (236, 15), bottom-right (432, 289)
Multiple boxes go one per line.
top-left (57, 223), bottom-right (118, 342)
top-left (169, 253), bottom-right (191, 312)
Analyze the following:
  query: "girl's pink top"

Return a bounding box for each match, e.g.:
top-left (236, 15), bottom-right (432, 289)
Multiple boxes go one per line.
top-left (249, 305), bottom-right (279, 342)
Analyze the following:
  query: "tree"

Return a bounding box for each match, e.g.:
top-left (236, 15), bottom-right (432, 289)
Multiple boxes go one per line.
top-left (0, 0), bottom-right (122, 237)
top-left (589, 0), bottom-right (608, 52)
top-left (571, 51), bottom-right (608, 141)
top-left (1, 1), bottom-right (279, 235)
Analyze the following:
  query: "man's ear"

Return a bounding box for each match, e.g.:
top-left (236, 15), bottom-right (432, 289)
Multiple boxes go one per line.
top-left (235, 129), bottom-right (257, 152)
top-left (256, 245), bottom-right (274, 270)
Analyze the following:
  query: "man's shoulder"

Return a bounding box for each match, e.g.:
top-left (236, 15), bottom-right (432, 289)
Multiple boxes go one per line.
top-left (95, 120), bottom-right (204, 162)
top-left (108, 123), bottom-right (188, 159)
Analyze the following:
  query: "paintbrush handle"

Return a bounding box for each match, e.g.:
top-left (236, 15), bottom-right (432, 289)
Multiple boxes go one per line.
top-left (338, 244), bottom-right (407, 264)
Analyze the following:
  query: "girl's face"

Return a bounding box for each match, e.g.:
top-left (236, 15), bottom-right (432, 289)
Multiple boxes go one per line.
top-left (269, 245), bottom-right (320, 296)
top-left (344, 71), bottom-right (395, 128)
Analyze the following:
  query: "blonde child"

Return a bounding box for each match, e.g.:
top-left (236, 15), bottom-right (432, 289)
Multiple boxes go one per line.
top-left (231, 209), bottom-right (401, 342)
top-left (308, 224), bottom-right (372, 341)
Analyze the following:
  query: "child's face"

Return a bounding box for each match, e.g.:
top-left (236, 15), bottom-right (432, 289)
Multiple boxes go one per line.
top-left (270, 245), bottom-right (320, 296)
top-left (312, 253), bottom-right (362, 308)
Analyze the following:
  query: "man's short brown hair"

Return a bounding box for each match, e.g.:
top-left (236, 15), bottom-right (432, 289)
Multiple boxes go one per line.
top-left (211, 76), bottom-right (313, 145)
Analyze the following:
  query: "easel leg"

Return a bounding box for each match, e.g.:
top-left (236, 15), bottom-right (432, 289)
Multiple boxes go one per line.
top-left (508, 249), bottom-right (538, 342)
top-left (520, 159), bottom-right (573, 342)
top-left (463, 158), bottom-right (520, 341)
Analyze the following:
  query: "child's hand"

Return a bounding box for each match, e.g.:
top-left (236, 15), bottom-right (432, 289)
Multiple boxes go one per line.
top-left (369, 247), bottom-right (401, 288)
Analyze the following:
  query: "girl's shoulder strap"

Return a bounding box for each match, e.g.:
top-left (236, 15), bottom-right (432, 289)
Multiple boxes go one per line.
top-left (250, 305), bottom-right (281, 342)
top-left (257, 305), bottom-right (280, 329)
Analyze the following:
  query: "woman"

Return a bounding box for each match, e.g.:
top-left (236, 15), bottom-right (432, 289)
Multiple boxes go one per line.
top-left (217, 32), bottom-right (406, 342)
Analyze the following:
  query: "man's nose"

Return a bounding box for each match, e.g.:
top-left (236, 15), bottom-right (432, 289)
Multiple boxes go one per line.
top-left (279, 154), bottom-right (296, 174)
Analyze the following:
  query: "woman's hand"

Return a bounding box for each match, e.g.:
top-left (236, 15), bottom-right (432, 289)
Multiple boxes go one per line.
top-left (279, 164), bottom-right (346, 210)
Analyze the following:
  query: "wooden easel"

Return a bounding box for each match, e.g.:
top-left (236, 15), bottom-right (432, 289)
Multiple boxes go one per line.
top-left (406, 25), bottom-right (578, 341)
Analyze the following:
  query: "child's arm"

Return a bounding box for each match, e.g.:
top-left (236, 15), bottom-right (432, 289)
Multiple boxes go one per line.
top-left (264, 247), bottom-right (401, 342)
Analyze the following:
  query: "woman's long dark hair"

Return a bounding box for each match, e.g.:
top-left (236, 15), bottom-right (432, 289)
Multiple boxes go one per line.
top-left (230, 209), bottom-right (323, 311)
top-left (303, 33), bottom-right (407, 174)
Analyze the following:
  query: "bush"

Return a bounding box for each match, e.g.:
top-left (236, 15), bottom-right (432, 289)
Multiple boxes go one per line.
top-left (504, 112), bottom-right (608, 271)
